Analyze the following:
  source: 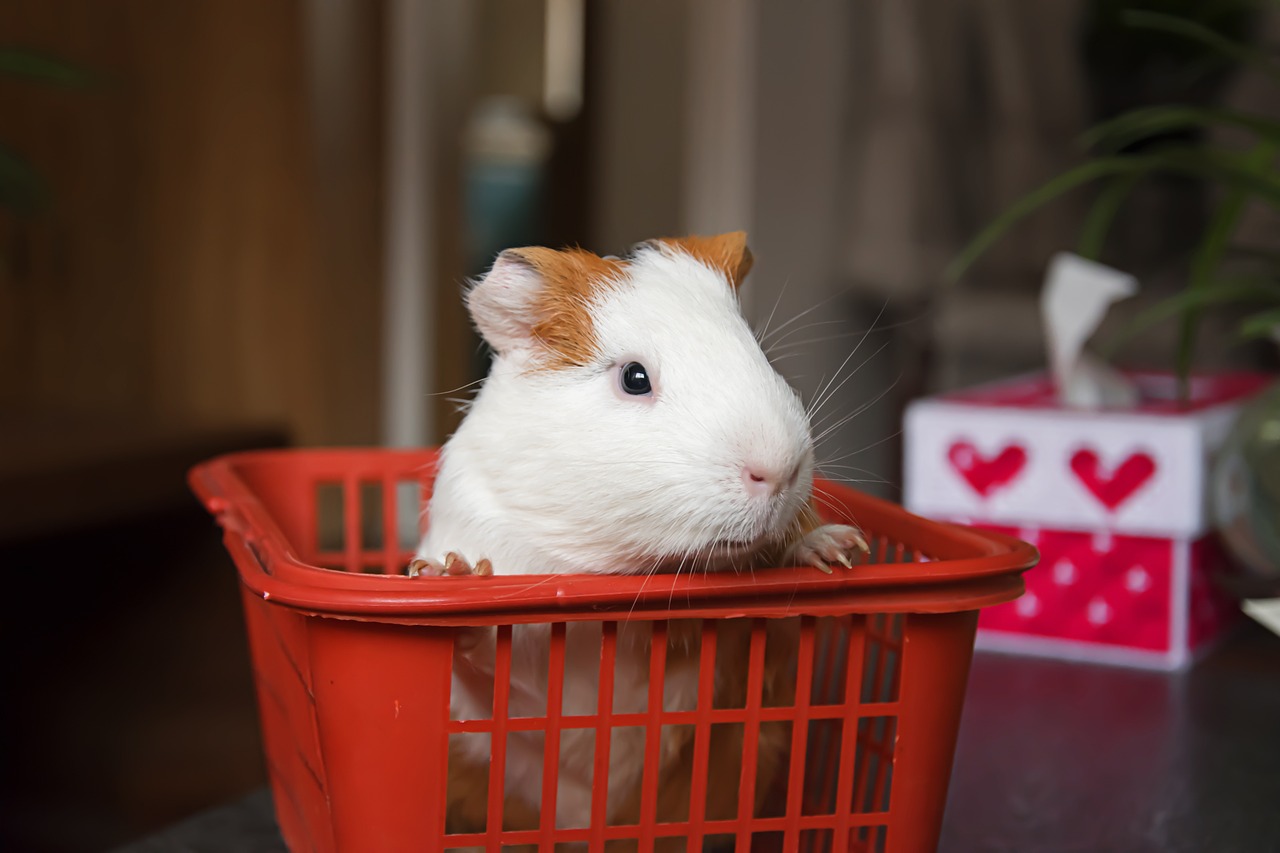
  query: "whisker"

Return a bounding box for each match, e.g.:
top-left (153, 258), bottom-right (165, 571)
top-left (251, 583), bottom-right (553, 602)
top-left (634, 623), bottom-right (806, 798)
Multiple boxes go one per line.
top-left (808, 336), bottom-right (893, 428)
top-left (815, 467), bottom-right (894, 488)
top-left (769, 311), bottom-right (930, 357)
top-left (758, 291), bottom-right (847, 350)
top-left (755, 276), bottom-right (793, 345)
top-left (763, 318), bottom-right (851, 354)
top-left (819, 425), bottom-right (904, 462)
top-left (810, 372), bottom-right (899, 446)
top-left (806, 295), bottom-right (892, 423)
top-left (427, 375), bottom-right (488, 398)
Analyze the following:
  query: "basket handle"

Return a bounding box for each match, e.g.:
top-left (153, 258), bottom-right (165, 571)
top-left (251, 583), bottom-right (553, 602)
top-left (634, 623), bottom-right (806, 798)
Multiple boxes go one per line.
top-left (188, 456), bottom-right (261, 542)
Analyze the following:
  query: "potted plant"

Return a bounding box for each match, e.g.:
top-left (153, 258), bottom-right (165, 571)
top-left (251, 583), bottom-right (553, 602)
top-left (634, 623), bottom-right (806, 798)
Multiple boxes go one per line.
top-left (944, 1), bottom-right (1280, 616)
top-left (949, 2), bottom-right (1280, 385)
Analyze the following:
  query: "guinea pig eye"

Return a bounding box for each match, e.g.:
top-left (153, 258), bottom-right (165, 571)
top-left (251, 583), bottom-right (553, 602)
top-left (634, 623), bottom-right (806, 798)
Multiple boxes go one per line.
top-left (619, 361), bottom-right (653, 396)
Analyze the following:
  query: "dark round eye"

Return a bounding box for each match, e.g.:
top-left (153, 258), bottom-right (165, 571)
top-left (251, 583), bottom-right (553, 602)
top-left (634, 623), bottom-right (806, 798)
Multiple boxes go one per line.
top-left (620, 361), bottom-right (652, 395)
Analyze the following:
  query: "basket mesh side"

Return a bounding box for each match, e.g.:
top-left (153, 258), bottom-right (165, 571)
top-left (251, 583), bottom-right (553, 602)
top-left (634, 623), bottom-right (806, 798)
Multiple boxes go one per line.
top-left (309, 472), bottom-right (430, 574)
top-left (439, 615), bottom-right (903, 852)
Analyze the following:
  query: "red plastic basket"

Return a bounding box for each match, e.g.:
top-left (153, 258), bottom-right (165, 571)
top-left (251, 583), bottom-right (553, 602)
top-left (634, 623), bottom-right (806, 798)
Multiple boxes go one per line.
top-left (190, 448), bottom-right (1037, 853)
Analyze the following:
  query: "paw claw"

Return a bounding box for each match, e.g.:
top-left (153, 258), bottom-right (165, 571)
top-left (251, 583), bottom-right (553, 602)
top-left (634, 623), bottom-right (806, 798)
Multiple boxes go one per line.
top-left (792, 524), bottom-right (868, 573)
top-left (409, 553), bottom-right (495, 578)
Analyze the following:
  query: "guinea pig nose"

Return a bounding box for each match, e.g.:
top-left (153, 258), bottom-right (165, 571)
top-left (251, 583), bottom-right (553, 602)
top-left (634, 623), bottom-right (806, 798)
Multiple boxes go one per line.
top-left (742, 465), bottom-right (783, 498)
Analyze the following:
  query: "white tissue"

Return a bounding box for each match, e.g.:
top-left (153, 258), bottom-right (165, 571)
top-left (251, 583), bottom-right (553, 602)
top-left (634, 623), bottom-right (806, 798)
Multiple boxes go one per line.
top-left (1041, 252), bottom-right (1139, 409)
top-left (1244, 598), bottom-right (1280, 638)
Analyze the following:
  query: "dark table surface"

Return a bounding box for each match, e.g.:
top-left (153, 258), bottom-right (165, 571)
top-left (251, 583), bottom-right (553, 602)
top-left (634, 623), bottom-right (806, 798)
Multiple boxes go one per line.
top-left (116, 622), bottom-right (1280, 853)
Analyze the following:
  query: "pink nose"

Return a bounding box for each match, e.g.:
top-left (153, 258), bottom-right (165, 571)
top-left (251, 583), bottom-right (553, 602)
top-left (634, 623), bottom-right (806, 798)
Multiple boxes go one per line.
top-left (742, 463), bottom-right (799, 498)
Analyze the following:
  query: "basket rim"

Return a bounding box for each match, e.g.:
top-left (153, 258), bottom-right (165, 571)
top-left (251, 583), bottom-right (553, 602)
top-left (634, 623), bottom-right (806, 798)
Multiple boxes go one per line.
top-left (190, 448), bottom-right (1039, 619)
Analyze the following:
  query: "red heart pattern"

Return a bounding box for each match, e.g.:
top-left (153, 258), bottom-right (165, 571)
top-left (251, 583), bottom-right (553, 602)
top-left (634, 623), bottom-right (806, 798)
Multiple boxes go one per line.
top-left (947, 441), bottom-right (1027, 498)
top-left (1070, 449), bottom-right (1156, 510)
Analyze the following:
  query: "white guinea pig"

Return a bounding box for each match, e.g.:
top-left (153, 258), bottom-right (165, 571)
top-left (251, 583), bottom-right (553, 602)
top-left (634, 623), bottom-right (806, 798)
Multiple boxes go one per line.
top-left (413, 231), bottom-right (865, 580)
top-left (412, 232), bottom-right (867, 839)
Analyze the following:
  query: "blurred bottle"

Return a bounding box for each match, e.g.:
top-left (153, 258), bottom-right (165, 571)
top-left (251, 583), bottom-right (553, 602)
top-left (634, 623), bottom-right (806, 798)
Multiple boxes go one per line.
top-left (1213, 381), bottom-right (1280, 594)
top-left (463, 96), bottom-right (553, 277)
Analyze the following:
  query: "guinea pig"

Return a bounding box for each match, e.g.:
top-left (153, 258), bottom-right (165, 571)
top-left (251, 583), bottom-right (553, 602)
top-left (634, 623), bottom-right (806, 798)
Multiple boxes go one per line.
top-left (411, 232), bottom-right (867, 840)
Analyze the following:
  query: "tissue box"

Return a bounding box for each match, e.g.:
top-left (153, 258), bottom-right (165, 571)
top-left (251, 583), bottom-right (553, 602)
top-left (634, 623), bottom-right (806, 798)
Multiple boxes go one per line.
top-left (904, 371), bottom-right (1271, 669)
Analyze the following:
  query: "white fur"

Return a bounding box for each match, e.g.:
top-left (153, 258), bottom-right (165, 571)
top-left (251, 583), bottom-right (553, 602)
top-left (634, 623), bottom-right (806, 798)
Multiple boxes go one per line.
top-left (418, 244), bottom-right (815, 828)
top-left (421, 245), bottom-right (814, 577)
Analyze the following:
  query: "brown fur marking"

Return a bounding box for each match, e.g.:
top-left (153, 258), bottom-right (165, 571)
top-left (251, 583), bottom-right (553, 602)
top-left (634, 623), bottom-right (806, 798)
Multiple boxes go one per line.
top-left (655, 231), bottom-right (755, 289)
top-left (506, 246), bottom-right (628, 369)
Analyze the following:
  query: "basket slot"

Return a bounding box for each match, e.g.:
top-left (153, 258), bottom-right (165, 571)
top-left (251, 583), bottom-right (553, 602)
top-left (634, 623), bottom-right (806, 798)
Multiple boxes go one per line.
top-left (860, 615), bottom-right (904, 705)
top-left (588, 621), bottom-right (619, 849)
top-left (851, 717), bottom-right (896, 816)
top-left (487, 624), bottom-right (515, 843)
top-left (383, 477), bottom-right (428, 574)
top-left (357, 482), bottom-right (382, 552)
top-left (733, 618), bottom-right (769, 851)
top-left (867, 536), bottom-right (912, 567)
top-left (310, 477), bottom-right (427, 574)
top-left (636, 620), bottom-right (668, 847)
top-left (348, 481), bottom-right (382, 573)
top-left (380, 478), bottom-right (398, 573)
top-left (852, 825), bottom-right (888, 853)
top-left (539, 622), bottom-right (567, 847)
top-left (396, 479), bottom-right (423, 549)
top-left (341, 474), bottom-right (362, 572)
top-left (314, 481), bottom-right (343, 556)
top-left (685, 619), bottom-right (719, 852)
top-left (782, 616), bottom-right (817, 852)
top-left (799, 828), bottom-right (833, 853)
top-left (831, 619), bottom-right (867, 852)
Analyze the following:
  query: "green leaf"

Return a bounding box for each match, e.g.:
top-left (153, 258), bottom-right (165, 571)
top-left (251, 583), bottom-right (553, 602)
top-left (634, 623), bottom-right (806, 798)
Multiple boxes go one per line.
top-left (1082, 105), bottom-right (1280, 155)
top-left (1122, 9), bottom-right (1280, 83)
top-left (1240, 307), bottom-right (1280, 339)
top-left (949, 159), bottom-right (1134, 283)
top-left (1078, 173), bottom-right (1143, 261)
top-left (1103, 274), bottom-right (1280, 359)
top-left (1175, 141), bottom-right (1276, 390)
top-left (0, 47), bottom-right (95, 87)
top-left (949, 146), bottom-right (1280, 283)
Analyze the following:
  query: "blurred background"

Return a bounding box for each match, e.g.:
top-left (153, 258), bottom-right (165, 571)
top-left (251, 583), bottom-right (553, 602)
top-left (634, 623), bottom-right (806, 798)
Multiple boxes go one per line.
top-left (2, 1), bottom-right (1278, 850)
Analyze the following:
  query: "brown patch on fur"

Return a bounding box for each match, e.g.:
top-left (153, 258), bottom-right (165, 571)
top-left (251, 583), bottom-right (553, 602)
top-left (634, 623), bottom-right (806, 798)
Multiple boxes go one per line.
top-left (654, 231), bottom-right (755, 289)
top-left (506, 246), bottom-right (628, 369)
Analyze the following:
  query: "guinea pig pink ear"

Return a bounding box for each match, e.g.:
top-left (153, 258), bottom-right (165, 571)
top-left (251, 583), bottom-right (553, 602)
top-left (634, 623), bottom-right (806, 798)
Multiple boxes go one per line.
top-left (643, 231), bottom-right (755, 290)
top-left (466, 249), bottom-right (544, 354)
top-left (467, 246), bottom-right (628, 363)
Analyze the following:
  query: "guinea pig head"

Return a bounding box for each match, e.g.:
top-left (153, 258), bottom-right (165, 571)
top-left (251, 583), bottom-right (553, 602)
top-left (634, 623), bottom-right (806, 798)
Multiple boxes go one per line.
top-left (462, 232), bottom-right (814, 574)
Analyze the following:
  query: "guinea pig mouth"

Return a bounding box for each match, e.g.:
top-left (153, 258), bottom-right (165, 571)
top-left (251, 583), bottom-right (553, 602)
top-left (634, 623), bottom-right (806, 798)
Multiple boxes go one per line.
top-left (703, 534), bottom-right (773, 562)
top-left (646, 534), bottom-right (771, 574)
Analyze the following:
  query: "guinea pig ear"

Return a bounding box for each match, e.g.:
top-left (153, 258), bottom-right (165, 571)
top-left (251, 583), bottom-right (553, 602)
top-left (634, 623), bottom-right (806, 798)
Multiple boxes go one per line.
top-left (466, 248), bottom-right (545, 354)
top-left (640, 231), bottom-right (755, 290)
top-left (467, 246), bottom-right (627, 360)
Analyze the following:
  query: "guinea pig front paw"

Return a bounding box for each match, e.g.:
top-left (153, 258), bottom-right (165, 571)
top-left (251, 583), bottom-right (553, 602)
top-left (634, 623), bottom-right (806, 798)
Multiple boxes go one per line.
top-left (406, 552), bottom-right (494, 578)
top-left (792, 524), bottom-right (870, 574)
